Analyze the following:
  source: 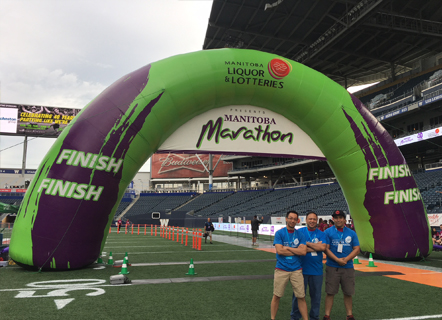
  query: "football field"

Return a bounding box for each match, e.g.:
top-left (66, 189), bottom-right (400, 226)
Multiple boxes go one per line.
top-left (1, 229), bottom-right (442, 319)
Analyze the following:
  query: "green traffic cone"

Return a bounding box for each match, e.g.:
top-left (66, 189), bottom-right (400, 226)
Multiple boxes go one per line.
top-left (119, 257), bottom-right (130, 275)
top-left (125, 252), bottom-right (131, 266)
top-left (353, 256), bottom-right (361, 264)
top-left (107, 251), bottom-right (114, 265)
top-left (367, 253), bottom-right (377, 267)
top-left (185, 258), bottom-right (197, 275)
top-left (97, 255), bottom-right (104, 264)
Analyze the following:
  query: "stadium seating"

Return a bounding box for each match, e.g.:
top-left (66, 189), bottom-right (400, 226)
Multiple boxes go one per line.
top-left (360, 68), bottom-right (437, 111)
top-left (178, 192), bottom-right (234, 213)
top-left (125, 193), bottom-right (195, 218)
top-left (3, 169), bottom-right (442, 218)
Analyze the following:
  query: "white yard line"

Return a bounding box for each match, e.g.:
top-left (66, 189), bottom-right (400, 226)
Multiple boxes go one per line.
top-left (371, 315), bottom-right (442, 320)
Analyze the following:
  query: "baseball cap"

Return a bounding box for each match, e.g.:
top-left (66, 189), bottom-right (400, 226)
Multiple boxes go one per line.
top-left (332, 210), bottom-right (346, 218)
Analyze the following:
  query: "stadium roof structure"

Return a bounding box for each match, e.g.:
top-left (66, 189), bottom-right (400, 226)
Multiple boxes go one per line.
top-left (203, 0), bottom-right (442, 88)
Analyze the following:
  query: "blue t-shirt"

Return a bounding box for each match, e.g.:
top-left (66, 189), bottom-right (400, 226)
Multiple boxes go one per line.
top-left (298, 227), bottom-right (328, 275)
top-left (273, 227), bottom-right (306, 272)
top-left (325, 226), bottom-right (360, 269)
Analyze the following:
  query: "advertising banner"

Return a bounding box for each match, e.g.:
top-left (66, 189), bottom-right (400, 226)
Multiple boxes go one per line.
top-left (271, 216), bottom-right (286, 225)
top-left (151, 153), bottom-right (233, 179)
top-left (0, 103), bottom-right (80, 137)
top-left (216, 223), bottom-right (299, 236)
top-left (0, 189), bottom-right (27, 193)
top-left (259, 224), bottom-right (272, 235)
top-left (157, 105), bottom-right (325, 159)
top-left (0, 169), bottom-right (36, 174)
top-left (378, 107), bottom-right (408, 121)
top-left (394, 126), bottom-right (442, 147)
top-left (428, 213), bottom-right (442, 226)
top-left (418, 93), bottom-right (442, 107)
top-left (0, 107), bottom-right (18, 133)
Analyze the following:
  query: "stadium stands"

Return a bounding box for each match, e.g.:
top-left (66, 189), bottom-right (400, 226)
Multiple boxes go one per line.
top-left (360, 68), bottom-right (440, 115)
top-left (3, 169), bottom-right (442, 218)
top-left (114, 199), bottom-right (131, 219)
top-left (124, 193), bottom-right (196, 218)
top-left (177, 191), bottom-right (234, 213)
top-left (0, 197), bottom-right (22, 206)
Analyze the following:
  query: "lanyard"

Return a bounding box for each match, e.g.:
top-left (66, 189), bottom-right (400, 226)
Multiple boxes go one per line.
top-left (335, 226), bottom-right (344, 243)
top-left (285, 227), bottom-right (295, 246)
top-left (308, 229), bottom-right (317, 242)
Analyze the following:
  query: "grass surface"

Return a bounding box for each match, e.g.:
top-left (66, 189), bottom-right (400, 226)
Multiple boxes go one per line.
top-left (1, 231), bottom-right (442, 319)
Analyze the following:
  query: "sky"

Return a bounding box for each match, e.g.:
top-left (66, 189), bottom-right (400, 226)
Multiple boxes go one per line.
top-left (0, 0), bottom-right (213, 171)
top-left (0, 0), bottom-right (373, 173)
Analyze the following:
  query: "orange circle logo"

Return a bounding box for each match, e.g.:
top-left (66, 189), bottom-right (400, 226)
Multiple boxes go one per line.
top-left (436, 128), bottom-right (440, 134)
top-left (268, 58), bottom-right (292, 79)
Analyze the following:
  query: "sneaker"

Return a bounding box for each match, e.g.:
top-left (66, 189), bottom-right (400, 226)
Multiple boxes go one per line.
top-left (346, 316), bottom-right (355, 320)
top-left (210, 242), bottom-right (213, 244)
top-left (323, 316), bottom-right (331, 320)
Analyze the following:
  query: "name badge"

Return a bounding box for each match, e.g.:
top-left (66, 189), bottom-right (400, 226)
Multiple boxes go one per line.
top-left (337, 244), bottom-right (343, 253)
top-left (310, 252), bottom-right (317, 256)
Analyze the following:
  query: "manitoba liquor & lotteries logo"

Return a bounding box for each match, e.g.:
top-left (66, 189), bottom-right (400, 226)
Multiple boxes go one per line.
top-left (224, 57), bottom-right (292, 89)
top-left (268, 58), bottom-right (292, 79)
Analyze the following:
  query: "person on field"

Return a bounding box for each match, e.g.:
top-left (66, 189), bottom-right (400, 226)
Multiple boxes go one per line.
top-left (251, 215), bottom-right (264, 246)
top-left (323, 210), bottom-right (360, 320)
top-left (291, 211), bottom-right (327, 320)
top-left (271, 210), bottom-right (308, 320)
top-left (204, 217), bottom-right (214, 244)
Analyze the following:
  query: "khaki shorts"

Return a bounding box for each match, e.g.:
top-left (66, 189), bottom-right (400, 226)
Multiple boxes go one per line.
top-left (325, 265), bottom-right (355, 296)
top-left (205, 231), bottom-right (212, 236)
top-left (273, 269), bottom-right (305, 298)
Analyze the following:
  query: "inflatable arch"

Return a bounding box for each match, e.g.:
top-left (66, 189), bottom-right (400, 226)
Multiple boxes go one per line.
top-left (10, 49), bottom-right (431, 270)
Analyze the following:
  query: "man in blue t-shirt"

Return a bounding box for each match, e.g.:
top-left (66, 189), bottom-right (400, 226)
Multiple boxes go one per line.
top-left (271, 210), bottom-right (308, 320)
top-left (291, 211), bottom-right (327, 320)
top-left (323, 210), bottom-right (360, 320)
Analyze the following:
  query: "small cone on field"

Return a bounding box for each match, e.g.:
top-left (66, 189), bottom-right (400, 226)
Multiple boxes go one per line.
top-left (125, 252), bottom-right (131, 266)
top-left (353, 256), bottom-right (361, 264)
top-left (119, 257), bottom-right (130, 275)
top-left (185, 258), bottom-right (197, 275)
top-left (367, 253), bottom-right (377, 267)
top-left (97, 255), bottom-right (104, 264)
top-left (107, 252), bottom-right (114, 265)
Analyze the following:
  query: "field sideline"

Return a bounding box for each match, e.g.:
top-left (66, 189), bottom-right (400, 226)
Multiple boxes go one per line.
top-left (1, 229), bottom-right (442, 319)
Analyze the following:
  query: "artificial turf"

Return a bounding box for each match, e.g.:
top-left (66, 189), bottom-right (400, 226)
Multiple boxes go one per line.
top-left (1, 231), bottom-right (442, 319)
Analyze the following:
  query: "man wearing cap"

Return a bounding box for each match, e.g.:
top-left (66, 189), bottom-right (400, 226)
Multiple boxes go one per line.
top-left (251, 215), bottom-right (264, 246)
top-left (271, 210), bottom-right (308, 320)
top-left (323, 210), bottom-right (360, 320)
top-left (291, 211), bottom-right (327, 320)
